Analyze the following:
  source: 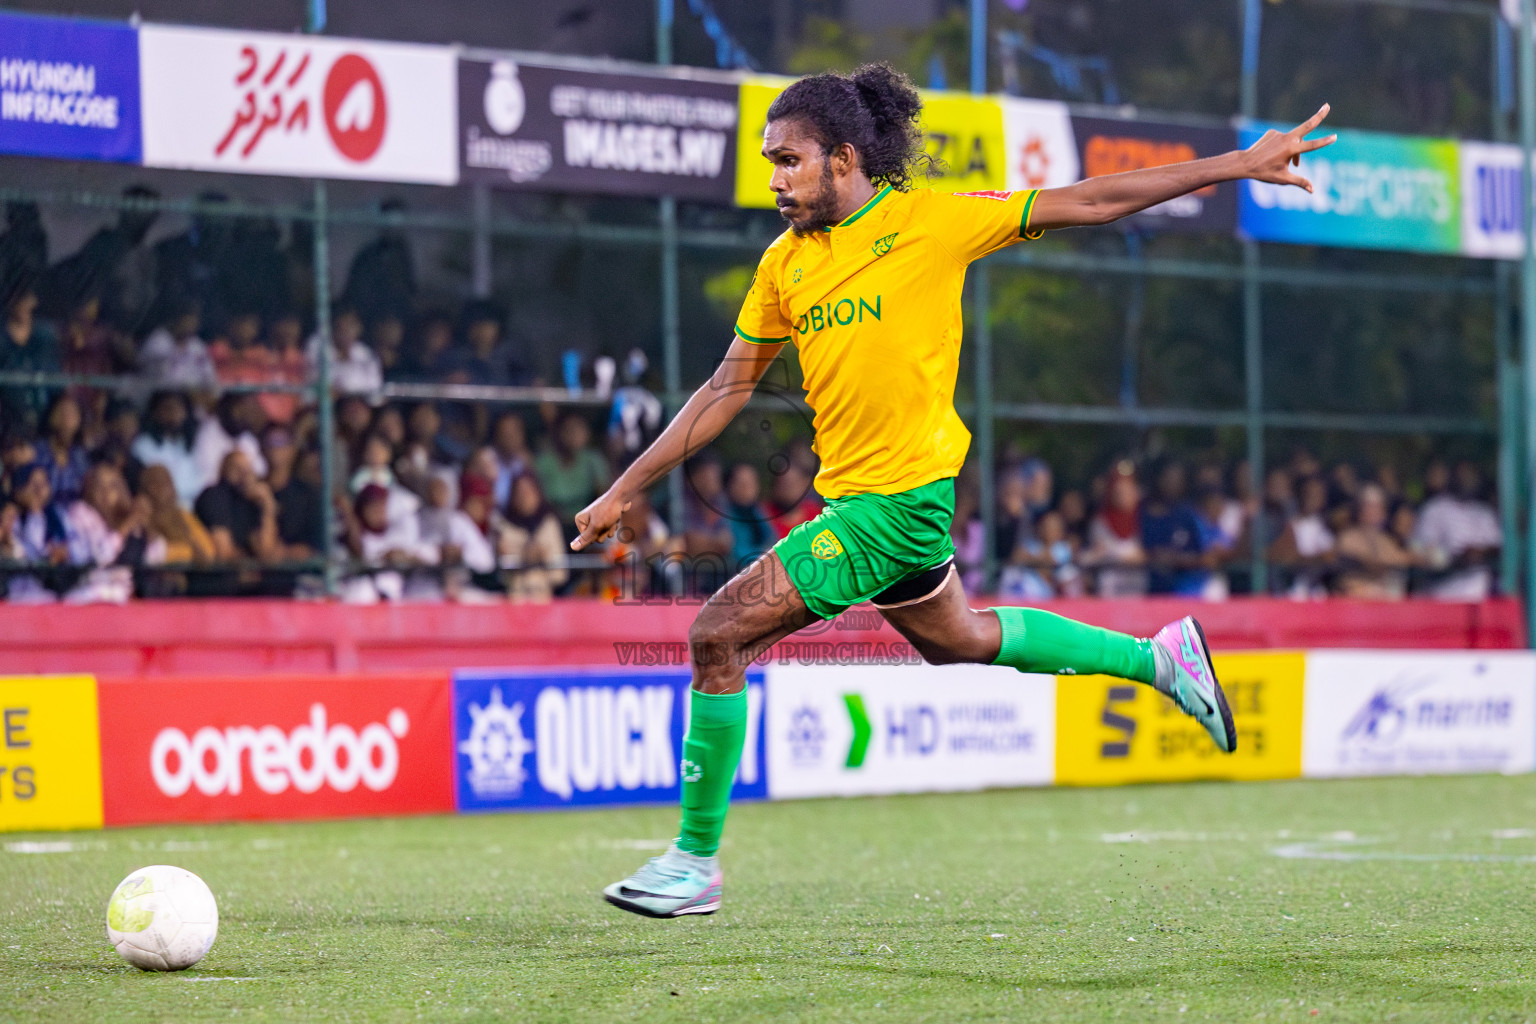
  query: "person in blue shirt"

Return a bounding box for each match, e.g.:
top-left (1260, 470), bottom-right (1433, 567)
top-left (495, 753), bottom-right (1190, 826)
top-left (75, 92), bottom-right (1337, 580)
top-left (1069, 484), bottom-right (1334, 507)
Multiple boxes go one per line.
top-left (1140, 459), bottom-right (1212, 597)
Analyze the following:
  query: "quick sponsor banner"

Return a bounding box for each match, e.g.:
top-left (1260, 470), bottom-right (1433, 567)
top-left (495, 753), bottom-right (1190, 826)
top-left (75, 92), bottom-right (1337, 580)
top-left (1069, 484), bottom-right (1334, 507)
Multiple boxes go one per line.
top-left (0, 676), bottom-right (102, 833)
top-left (998, 97), bottom-right (1078, 194)
top-left (0, 12), bottom-right (141, 163)
top-left (460, 58), bottom-right (737, 202)
top-left (1072, 115), bottom-right (1238, 233)
top-left (138, 24), bottom-right (456, 184)
top-left (1460, 141), bottom-right (1524, 260)
top-left (453, 669), bottom-right (766, 810)
top-left (765, 664), bottom-right (1054, 799)
top-left (1055, 653), bottom-right (1304, 786)
top-left (1301, 651), bottom-right (1536, 778)
top-left (735, 77), bottom-right (1006, 209)
top-left (1238, 124), bottom-right (1460, 254)
top-left (97, 673), bottom-right (454, 826)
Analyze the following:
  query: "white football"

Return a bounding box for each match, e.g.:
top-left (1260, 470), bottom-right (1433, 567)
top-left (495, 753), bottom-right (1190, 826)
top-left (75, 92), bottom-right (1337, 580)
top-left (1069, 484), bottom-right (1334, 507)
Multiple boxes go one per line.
top-left (106, 865), bottom-right (219, 971)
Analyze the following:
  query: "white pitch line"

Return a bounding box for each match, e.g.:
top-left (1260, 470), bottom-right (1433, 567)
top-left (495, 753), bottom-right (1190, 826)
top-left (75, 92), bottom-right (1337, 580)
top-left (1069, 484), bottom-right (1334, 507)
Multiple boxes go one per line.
top-left (5, 841), bottom-right (104, 854)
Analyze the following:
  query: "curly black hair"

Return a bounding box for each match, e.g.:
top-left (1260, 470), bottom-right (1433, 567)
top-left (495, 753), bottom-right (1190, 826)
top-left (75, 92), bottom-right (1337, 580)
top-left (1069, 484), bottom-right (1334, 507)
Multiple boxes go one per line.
top-left (766, 63), bottom-right (941, 191)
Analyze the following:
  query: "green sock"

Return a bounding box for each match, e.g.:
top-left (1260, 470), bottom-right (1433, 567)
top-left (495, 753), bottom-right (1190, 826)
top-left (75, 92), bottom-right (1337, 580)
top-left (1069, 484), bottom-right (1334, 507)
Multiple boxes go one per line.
top-left (676, 687), bottom-right (748, 857)
top-left (990, 606), bottom-right (1156, 684)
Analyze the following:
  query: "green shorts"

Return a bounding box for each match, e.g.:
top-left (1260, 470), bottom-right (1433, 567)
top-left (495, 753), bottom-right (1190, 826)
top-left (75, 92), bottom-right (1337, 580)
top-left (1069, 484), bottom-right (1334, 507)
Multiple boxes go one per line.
top-left (773, 477), bottom-right (957, 619)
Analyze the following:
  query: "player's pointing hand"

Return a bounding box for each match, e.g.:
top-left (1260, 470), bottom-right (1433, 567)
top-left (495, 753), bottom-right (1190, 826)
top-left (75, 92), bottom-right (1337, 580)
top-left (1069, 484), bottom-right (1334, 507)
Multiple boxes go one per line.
top-left (571, 491), bottom-right (630, 551)
top-left (1242, 103), bottom-right (1337, 193)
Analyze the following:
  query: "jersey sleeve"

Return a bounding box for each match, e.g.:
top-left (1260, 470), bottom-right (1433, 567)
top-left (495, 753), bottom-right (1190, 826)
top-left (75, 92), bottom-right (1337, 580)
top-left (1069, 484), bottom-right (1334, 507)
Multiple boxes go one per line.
top-left (925, 189), bottom-right (1043, 264)
top-left (733, 245), bottom-right (793, 345)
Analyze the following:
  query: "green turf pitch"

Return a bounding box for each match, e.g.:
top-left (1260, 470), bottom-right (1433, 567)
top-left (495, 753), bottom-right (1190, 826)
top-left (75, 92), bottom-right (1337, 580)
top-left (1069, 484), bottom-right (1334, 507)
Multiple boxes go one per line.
top-left (5, 775), bottom-right (1536, 1023)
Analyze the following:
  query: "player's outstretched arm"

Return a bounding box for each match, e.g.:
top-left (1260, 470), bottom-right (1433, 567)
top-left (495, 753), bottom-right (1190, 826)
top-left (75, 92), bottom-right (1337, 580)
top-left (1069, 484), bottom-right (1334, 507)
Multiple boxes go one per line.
top-left (570, 336), bottom-right (785, 551)
top-left (1029, 104), bottom-right (1337, 232)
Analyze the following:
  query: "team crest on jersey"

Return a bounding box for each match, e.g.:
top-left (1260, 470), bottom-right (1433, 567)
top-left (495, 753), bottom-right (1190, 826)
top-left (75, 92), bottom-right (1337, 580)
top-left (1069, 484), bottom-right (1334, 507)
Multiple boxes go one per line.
top-left (793, 267), bottom-right (803, 282)
top-left (871, 232), bottom-right (898, 257)
top-left (954, 190), bottom-right (1015, 201)
top-left (810, 529), bottom-right (844, 560)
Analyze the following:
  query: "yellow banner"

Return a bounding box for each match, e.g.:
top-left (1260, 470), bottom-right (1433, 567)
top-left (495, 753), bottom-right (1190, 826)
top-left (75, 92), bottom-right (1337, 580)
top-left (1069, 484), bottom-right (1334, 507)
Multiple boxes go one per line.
top-left (0, 676), bottom-right (102, 832)
top-left (734, 77), bottom-right (1006, 209)
top-left (1054, 652), bottom-right (1305, 786)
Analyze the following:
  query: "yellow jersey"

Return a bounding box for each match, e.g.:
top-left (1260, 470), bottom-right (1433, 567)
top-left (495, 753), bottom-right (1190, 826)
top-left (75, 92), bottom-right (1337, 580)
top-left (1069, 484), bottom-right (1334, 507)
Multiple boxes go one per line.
top-left (734, 185), bottom-right (1042, 499)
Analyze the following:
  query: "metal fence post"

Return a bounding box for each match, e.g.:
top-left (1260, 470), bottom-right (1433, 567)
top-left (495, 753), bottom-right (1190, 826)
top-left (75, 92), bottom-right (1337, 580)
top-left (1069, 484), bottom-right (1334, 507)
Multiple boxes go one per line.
top-left (313, 180), bottom-right (337, 597)
top-left (1519, 0), bottom-right (1536, 643)
top-left (660, 195), bottom-right (684, 535)
top-left (974, 265), bottom-right (996, 588)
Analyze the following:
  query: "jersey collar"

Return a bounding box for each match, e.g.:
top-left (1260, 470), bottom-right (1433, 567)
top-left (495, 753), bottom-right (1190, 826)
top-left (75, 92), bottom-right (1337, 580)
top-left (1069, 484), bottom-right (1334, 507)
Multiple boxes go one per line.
top-left (826, 185), bottom-right (893, 232)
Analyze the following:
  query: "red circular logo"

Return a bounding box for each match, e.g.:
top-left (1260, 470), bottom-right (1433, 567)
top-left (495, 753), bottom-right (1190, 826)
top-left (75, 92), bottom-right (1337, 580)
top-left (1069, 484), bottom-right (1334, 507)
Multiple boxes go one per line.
top-left (323, 53), bottom-right (387, 163)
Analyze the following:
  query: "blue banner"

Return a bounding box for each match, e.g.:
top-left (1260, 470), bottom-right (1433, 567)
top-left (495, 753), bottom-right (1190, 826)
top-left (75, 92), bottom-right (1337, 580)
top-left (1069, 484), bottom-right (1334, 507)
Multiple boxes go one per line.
top-left (452, 668), bottom-right (767, 811)
top-left (0, 12), bottom-right (141, 163)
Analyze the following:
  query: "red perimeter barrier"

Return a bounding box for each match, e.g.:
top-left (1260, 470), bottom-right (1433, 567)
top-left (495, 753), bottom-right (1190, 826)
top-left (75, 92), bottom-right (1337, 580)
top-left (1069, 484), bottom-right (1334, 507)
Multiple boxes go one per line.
top-left (0, 597), bottom-right (1522, 675)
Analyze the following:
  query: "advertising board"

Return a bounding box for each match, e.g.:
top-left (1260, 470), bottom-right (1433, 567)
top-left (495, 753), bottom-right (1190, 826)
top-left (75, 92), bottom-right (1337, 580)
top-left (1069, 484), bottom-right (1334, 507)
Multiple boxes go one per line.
top-left (0, 675), bottom-right (102, 832)
top-left (0, 12), bottom-right (141, 163)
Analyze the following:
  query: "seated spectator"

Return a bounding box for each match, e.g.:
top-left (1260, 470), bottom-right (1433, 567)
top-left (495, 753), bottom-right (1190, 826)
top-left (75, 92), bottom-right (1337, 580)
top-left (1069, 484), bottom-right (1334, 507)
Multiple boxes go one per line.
top-left (1251, 466), bottom-right (1294, 560)
top-left (208, 307), bottom-right (265, 386)
top-left (274, 444), bottom-right (325, 561)
top-left (764, 459), bottom-right (822, 540)
top-left (499, 473), bottom-right (569, 603)
top-left (306, 302), bottom-right (382, 396)
top-left (950, 478), bottom-right (986, 593)
top-left (396, 401), bottom-right (458, 500)
top-left (1083, 461), bottom-right (1147, 597)
top-left (35, 393), bottom-right (91, 505)
top-left (140, 297), bottom-right (217, 395)
top-left (340, 484), bottom-right (438, 603)
top-left (417, 473), bottom-right (497, 601)
top-left (441, 301), bottom-right (527, 387)
top-left (333, 394), bottom-right (374, 479)
top-left (350, 431), bottom-right (421, 526)
top-left (1021, 457), bottom-right (1053, 519)
top-left (370, 403), bottom-right (406, 452)
top-left (368, 313), bottom-right (407, 381)
top-left (64, 462), bottom-right (164, 603)
top-left (132, 391), bottom-right (202, 508)
top-left (1192, 487), bottom-right (1237, 601)
top-left (0, 430), bottom-right (37, 501)
top-left (400, 310), bottom-right (455, 382)
top-left (59, 291), bottom-right (128, 442)
top-left (682, 453), bottom-right (733, 595)
top-left (256, 309), bottom-right (310, 426)
top-left (534, 413), bottom-right (611, 534)
top-left (4, 462), bottom-right (74, 601)
top-left (458, 471), bottom-right (500, 546)
top-left (1334, 483), bottom-right (1413, 599)
top-left (994, 471), bottom-right (1032, 568)
top-left (0, 272), bottom-right (62, 434)
top-left (1413, 460), bottom-right (1502, 599)
top-left (489, 410), bottom-right (533, 508)
top-left (195, 450), bottom-right (282, 578)
top-left (138, 464), bottom-right (214, 566)
top-left (1141, 460), bottom-right (1212, 597)
top-left (1056, 488), bottom-right (1089, 549)
top-left (606, 488), bottom-right (683, 599)
top-left (1269, 474), bottom-right (1335, 599)
top-left (724, 463), bottom-right (774, 569)
top-left (1003, 508), bottom-right (1082, 599)
top-left (193, 392), bottom-right (268, 493)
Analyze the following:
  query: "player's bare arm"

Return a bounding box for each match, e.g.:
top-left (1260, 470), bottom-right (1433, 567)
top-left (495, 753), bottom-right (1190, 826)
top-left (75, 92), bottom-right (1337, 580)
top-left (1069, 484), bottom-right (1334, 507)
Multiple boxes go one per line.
top-left (1030, 103), bottom-right (1337, 232)
top-left (570, 335), bottom-right (784, 551)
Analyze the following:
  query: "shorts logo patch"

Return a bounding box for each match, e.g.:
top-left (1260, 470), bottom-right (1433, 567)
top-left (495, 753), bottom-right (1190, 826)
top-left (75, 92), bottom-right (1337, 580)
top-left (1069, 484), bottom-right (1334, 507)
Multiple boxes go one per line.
top-left (811, 529), bottom-right (844, 560)
top-left (871, 232), bottom-right (898, 257)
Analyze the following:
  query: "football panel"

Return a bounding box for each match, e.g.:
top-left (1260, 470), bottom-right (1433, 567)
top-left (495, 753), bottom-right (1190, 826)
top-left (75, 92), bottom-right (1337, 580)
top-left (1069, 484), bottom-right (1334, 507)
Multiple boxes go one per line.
top-left (114, 938), bottom-right (169, 972)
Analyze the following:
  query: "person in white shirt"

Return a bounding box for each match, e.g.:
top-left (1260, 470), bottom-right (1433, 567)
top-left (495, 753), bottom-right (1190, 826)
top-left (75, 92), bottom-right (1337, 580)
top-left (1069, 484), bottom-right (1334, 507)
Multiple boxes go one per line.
top-left (411, 472), bottom-right (499, 602)
top-left (306, 303), bottom-right (383, 397)
top-left (1413, 461), bottom-right (1503, 600)
top-left (139, 299), bottom-right (218, 393)
top-left (131, 390), bottom-right (203, 508)
top-left (192, 392), bottom-right (267, 493)
top-left (63, 463), bottom-right (165, 603)
top-left (340, 483), bottom-right (437, 603)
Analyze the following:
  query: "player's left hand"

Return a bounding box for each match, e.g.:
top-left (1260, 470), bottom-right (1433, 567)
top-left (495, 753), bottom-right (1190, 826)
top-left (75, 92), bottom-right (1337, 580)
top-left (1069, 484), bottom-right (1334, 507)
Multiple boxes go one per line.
top-left (1242, 103), bottom-right (1337, 192)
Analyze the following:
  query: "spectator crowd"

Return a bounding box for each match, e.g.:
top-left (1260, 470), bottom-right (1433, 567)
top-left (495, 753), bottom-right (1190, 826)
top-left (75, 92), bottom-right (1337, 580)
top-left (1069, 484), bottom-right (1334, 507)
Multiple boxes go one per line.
top-left (0, 193), bottom-right (1506, 604)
